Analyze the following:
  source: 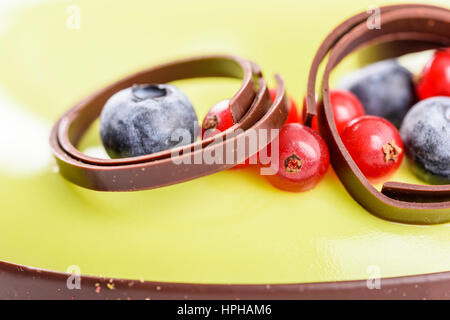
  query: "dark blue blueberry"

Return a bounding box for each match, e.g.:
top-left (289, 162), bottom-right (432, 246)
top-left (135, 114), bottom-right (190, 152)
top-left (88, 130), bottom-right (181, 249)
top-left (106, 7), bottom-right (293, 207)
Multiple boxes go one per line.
top-left (400, 97), bottom-right (450, 184)
top-left (339, 59), bottom-right (417, 128)
top-left (100, 84), bottom-right (198, 158)
top-left (132, 85), bottom-right (167, 99)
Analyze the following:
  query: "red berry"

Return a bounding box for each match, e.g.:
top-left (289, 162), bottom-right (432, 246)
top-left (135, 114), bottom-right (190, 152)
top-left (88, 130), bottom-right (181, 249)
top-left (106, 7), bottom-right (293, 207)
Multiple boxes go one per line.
top-left (201, 99), bottom-right (234, 138)
top-left (202, 100), bottom-right (257, 168)
top-left (310, 89), bottom-right (365, 134)
top-left (269, 89), bottom-right (300, 124)
top-left (265, 123), bottom-right (329, 192)
top-left (235, 90), bottom-right (300, 169)
top-left (341, 115), bottom-right (404, 183)
top-left (416, 48), bottom-right (450, 100)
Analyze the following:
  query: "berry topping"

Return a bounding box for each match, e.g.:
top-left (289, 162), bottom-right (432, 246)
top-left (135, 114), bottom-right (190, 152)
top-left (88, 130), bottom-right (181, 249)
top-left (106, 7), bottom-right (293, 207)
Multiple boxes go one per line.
top-left (341, 115), bottom-right (404, 183)
top-left (339, 59), bottom-right (417, 127)
top-left (132, 84), bottom-right (167, 100)
top-left (265, 123), bottom-right (329, 192)
top-left (400, 96), bottom-right (450, 184)
top-left (416, 48), bottom-right (450, 100)
top-left (269, 89), bottom-right (300, 124)
top-left (310, 89), bottom-right (365, 134)
top-left (201, 99), bottom-right (233, 138)
top-left (100, 84), bottom-right (198, 158)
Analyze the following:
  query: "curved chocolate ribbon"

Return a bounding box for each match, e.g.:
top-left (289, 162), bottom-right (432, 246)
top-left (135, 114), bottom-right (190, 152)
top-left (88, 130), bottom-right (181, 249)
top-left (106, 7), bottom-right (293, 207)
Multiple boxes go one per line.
top-left (306, 4), bottom-right (450, 225)
top-left (50, 55), bottom-right (289, 191)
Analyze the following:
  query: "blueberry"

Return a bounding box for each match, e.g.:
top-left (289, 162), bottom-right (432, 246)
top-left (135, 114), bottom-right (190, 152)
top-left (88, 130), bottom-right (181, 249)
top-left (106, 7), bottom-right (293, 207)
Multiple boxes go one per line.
top-left (100, 84), bottom-right (198, 158)
top-left (400, 97), bottom-right (450, 184)
top-left (339, 59), bottom-right (417, 128)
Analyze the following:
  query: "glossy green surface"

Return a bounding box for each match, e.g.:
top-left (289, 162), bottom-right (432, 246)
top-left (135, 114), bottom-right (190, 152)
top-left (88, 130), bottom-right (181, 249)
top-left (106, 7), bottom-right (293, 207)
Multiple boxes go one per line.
top-left (0, 0), bottom-right (448, 284)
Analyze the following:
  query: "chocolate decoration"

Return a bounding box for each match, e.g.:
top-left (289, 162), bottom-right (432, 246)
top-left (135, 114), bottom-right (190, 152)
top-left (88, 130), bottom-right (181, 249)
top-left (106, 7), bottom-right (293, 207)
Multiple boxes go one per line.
top-left (0, 4), bottom-right (441, 300)
top-left (1, 260), bottom-right (449, 299)
top-left (305, 4), bottom-right (450, 224)
top-left (50, 55), bottom-right (289, 191)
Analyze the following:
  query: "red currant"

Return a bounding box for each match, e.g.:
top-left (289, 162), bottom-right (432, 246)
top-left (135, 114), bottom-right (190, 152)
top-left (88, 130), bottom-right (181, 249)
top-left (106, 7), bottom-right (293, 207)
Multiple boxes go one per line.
top-left (202, 100), bottom-right (257, 168)
top-left (416, 48), bottom-right (450, 100)
top-left (234, 90), bottom-right (300, 169)
top-left (303, 90), bottom-right (364, 133)
top-left (341, 115), bottom-right (404, 183)
top-left (310, 89), bottom-right (365, 134)
top-left (201, 99), bottom-right (234, 139)
top-left (265, 123), bottom-right (329, 192)
top-left (269, 89), bottom-right (300, 124)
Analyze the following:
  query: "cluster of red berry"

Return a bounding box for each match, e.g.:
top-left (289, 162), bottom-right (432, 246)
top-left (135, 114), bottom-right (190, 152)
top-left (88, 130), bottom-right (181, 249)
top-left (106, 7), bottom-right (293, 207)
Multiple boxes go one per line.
top-left (201, 48), bottom-right (450, 192)
top-left (309, 90), bottom-right (404, 184)
top-left (321, 48), bottom-right (450, 185)
top-left (201, 90), bottom-right (330, 192)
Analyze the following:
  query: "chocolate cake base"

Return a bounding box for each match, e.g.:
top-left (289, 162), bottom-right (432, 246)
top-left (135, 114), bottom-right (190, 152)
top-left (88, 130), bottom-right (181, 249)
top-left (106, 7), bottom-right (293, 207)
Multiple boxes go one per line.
top-left (1, 260), bottom-right (449, 300)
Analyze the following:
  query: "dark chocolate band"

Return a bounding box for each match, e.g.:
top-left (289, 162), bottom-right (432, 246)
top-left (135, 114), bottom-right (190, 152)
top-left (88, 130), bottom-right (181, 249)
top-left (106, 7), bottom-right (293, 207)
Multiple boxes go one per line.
top-left (306, 4), bottom-right (450, 224)
top-left (50, 55), bottom-right (289, 191)
top-left (1, 260), bottom-right (449, 300)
